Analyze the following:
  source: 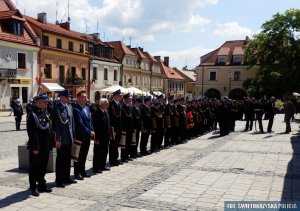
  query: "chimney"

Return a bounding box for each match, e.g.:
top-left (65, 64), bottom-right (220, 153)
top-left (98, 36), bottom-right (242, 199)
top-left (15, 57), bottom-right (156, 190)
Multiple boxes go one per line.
top-left (60, 22), bottom-right (70, 30)
top-left (37, 12), bottom-right (47, 24)
top-left (92, 33), bottom-right (100, 40)
top-left (139, 47), bottom-right (143, 52)
top-left (164, 56), bottom-right (169, 67)
top-left (154, 56), bottom-right (161, 62)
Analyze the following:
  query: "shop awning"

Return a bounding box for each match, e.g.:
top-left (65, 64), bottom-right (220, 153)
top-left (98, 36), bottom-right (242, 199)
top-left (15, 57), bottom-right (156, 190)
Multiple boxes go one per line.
top-left (42, 83), bottom-right (65, 92)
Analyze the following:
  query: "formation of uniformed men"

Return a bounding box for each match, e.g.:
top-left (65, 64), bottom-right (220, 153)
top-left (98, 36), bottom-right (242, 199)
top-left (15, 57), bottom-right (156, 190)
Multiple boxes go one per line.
top-left (26, 90), bottom-right (293, 197)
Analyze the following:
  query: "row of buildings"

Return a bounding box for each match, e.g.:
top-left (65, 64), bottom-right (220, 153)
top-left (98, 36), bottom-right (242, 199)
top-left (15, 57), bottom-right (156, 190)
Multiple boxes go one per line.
top-left (0, 0), bottom-right (256, 110)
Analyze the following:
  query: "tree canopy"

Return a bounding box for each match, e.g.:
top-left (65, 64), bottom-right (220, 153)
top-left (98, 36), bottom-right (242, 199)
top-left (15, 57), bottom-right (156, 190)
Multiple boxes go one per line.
top-left (243, 9), bottom-right (300, 98)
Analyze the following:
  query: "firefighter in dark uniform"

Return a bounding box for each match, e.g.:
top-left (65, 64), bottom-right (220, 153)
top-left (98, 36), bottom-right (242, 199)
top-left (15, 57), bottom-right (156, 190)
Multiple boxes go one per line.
top-left (151, 100), bottom-right (164, 152)
top-left (26, 93), bottom-right (52, 197)
top-left (140, 96), bottom-right (152, 155)
top-left (108, 89), bottom-right (122, 166)
top-left (13, 99), bottom-right (23, 131)
top-left (164, 95), bottom-right (175, 148)
top-left (121, 93), bottom-right (134, 162)
top-left (52, 90), bottom-right (76, 187)
top-left (132, 98), bottom-right (142, 157)
top-left (157, 94), bottom-right (166, 150)
top-left (172, 99), bottom-right (180, 145)
top-left (216, 98), bottom-right (231, 136)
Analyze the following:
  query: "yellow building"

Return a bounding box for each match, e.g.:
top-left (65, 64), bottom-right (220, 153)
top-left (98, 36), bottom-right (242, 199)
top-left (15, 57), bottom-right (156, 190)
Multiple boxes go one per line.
top-left (196, 38), bottom-right (257, 99)
top-left (25, 13), bottom-right (89, 97)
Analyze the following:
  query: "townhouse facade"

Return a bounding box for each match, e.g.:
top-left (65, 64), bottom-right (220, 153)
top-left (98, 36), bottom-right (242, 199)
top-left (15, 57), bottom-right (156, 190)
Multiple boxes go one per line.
top-left (88, 34), bottom-right (121, 102)
top-left (144, 51), bottom-right (163, 93)
top-left (196, 37), bottom-right (257, 99)
top-left (25, 13), bottom-right (90, 97)
top-left (0, 0), bottom-right (39, 109)
top-left (174, 68), bottom-right (197, 99)
top-left (155, 56), bottom-right (185, 98)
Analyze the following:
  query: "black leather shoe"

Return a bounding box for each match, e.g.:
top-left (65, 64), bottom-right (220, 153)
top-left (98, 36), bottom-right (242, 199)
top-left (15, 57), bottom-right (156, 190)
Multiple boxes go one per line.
top-left (75, 175), bottom-right (84, 180)
top-left (64, 179), bottom-right (77, 184)
top-left (31, 189), bottom-right (40, 197)
top-left (38, 186), bottom-right (52, 193)
top-left (56, 183), bottom-right (65, 188)
top-left (101, 167), bottom-right (110, 171)
top-left (81, 173), bottom-right (91, 178)
top-left (93, 169), bottom-right (102, 174)
top-left (110, 162), bottom-right (119, 166)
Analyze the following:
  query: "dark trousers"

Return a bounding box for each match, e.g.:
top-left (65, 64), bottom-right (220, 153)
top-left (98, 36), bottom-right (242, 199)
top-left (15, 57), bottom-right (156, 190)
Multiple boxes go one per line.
top-left (171, 127), bottom-right (180, 144)
top-left (140, 131), bottom-right (150, 153)
top-left (109, 132), bottom-right (121, 163)
top-left (121, 131), bottom-right (133, 160)
top-left (131, 130), bottom-right (140, 157)
top-left (15, 116), bottom-right (22, 130)
top-left (164, 128), bottom-right (172, 147)
top-left (256, 115), bottom-right (264, 132)
top-left (267, 115), bottom-right (274, 132)
top-left (74, 140), bottom-right (90, 176)
top-left (93, 140), bottom-right (109, 171)
top-left (55, 145), bottom-right (71, 184)
top-left (151, 129), bottom-right (164, 151)
top-left (245, 119), bottom-right (253, 130)
top-left (29, 150), bottom-right (49, 190)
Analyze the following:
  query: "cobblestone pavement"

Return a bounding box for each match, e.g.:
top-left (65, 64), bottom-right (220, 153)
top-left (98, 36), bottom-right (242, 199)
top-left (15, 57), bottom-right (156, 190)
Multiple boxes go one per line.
top-left (0, 112), bottom-right (299, 210)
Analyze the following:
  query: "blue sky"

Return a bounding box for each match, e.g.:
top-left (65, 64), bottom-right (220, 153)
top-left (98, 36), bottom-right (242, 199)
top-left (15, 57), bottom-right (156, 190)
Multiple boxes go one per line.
top-left (14, 0), bottom-right (299, 68)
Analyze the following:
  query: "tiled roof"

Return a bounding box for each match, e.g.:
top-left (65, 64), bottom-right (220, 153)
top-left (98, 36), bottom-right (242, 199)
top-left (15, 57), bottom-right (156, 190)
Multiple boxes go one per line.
top-left (143, 52), bottom-right (159, 63)
top-left (200, 39), bottom-right (249, 66)
top-left (158, 60), bottom-right (184, 80)
top-left (0, 0), bottom-right (37, 46)
top-left (25, 15), bottom-right (88, 42)
top-left (108, 41), bottom-right (135, 61)
top-left (177, 69), bottom-right (196, 82)
top-left (131, 47), bottom-right (147, 59)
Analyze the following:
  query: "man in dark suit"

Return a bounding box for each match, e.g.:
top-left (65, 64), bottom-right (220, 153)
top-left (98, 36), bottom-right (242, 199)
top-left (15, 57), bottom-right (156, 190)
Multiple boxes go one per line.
top-left (132, 98), bottom-right (142, 158)
top-left (73, 91), bottom-right (94, 180)
top-left (13, 99), bottom-right (23, 131)
top-left (52, 90), bottom-right (76, 187)
top-left (266, 96), bottom-right (276, 133)
top-left (140, 96), bottom-right (152, 155)
top-left (27, 93), bottom-right (52, 197)
top-left (92, 98), bottom-right (111, 173)
top-left (108, 89), bottom-right (122, 166)
top-left (121, 93), bottom-right (134, 162)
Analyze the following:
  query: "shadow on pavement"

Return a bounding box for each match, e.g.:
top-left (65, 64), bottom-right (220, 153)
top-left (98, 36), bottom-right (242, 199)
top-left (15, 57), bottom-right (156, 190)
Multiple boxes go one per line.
top-left (5, 168), bottom-right (28, 174)
top-left (0, 190), bottom-right (29, 208)
top-left (0, 129), bottom-right (25, 133)
top-left (208, 135), bottom-right (222, 139)
top-left (282, 135), bottom-right (300, 200)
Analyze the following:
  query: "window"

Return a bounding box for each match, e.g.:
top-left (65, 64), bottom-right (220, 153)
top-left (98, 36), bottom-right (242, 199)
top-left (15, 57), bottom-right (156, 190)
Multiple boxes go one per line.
top-left (42, 35), bottom-right (49, 46)
top-left (71, 67), bottom-right (76, 78)
top-left (17, 53), bottom-right (26, 69)
top-left (80, 44), bottom-right (84, 53)
top-left (114, 69), bottom-right (118, 81)
top-left (233, 56), bottom-right (242, 63)
top-left (218, 56), bottom-right (226, 63)
top-left (82, 68), bottom-right (86, 80)
top-left (233, 71), bottom-right (241, 81)
top-left (135, 75), bottom-right (138, 85)
top-left (104, 68), bottom-right (108, 80)
top-left (209, 71), bottom-right (217, 81)
top-left (56, 39), bottom-right (62, 49)
top-left (12, 22), bottom-right (23, 36)
top-left (68, 41), bottom-right (74, 51)
top-left (126, 58), bottom-right (129, 65)
top-left (44, 64), bottom-right (52, 78)
top-left (93, 67), bottom-right (97, 80)
top-left (59, 66), bottom-right (65, 83)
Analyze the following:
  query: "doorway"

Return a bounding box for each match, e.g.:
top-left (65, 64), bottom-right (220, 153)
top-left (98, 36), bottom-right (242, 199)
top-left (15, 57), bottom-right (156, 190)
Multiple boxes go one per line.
top-left (22, 87), bottom-right (28, 103)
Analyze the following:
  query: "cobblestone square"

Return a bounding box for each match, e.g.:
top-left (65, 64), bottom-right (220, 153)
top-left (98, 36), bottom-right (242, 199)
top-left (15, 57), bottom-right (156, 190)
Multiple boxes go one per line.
top-left (0, 113), bottom-right (299, 210)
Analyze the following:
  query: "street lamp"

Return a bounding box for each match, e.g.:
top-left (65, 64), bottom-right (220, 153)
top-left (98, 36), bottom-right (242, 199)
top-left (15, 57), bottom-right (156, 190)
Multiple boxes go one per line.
top-left (229, 71), bottom-right (233, 96)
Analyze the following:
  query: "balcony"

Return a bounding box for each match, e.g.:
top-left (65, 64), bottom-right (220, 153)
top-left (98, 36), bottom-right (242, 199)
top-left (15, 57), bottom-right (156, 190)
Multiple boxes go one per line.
top-left (59, 76), bottom-right (85, 86)
top-left (0, 68), bottom-right (17, 79)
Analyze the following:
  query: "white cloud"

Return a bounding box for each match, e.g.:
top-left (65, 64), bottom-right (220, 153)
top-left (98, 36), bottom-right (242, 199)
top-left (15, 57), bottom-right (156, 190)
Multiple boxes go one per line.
top-left (152, 47), bottom-right (213, 69)
top-left (213, 21), bottom-right (253, 37)
top-left (14, 0), bottom-right (217, 41)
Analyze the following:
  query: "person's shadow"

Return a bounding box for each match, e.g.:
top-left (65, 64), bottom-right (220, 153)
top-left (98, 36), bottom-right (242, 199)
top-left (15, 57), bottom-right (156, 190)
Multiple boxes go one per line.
top-left (281, 135), bottom-right (300, 200)
top-left (0, 190), bottom-right (30, 208)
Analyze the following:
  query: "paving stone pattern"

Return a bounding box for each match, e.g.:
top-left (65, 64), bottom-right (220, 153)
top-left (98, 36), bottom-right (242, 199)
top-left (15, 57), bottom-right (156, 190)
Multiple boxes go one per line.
top-left (0, 112), bottom-right (300, 210)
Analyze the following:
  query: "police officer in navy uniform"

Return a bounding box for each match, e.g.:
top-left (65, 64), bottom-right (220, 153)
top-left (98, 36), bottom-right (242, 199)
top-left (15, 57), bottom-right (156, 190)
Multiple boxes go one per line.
top-left (73, 91), bottom-right (94, 179)
top-left (26, 93), bottom-right (52, 197)
top-left (52, 90), bottom-right (76, 187)
top-left (108, 89), bottom-right (122, 166)
top-left (121, 93), bottom-right (134, 162)
top-left (132, 98), bottom-right (142, 157)
top-left (140, 96), bottom-right (152, 155)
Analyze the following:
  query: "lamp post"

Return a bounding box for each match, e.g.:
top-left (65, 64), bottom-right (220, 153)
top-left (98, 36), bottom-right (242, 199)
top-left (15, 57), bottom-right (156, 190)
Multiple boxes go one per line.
top-left (229, 71), bottom-right (233, 96)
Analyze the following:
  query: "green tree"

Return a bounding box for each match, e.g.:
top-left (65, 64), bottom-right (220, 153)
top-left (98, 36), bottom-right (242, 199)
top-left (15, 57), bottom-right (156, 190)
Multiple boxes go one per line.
top-left (243, 9), bottom-right (300, 98)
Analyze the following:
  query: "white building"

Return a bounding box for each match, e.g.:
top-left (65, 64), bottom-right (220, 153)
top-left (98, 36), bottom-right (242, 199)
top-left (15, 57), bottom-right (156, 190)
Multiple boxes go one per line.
top-left (0, 0), bottom-right (39, 109)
